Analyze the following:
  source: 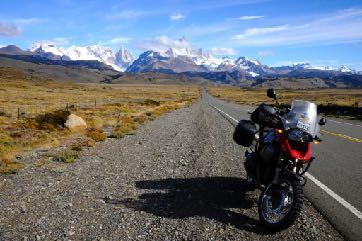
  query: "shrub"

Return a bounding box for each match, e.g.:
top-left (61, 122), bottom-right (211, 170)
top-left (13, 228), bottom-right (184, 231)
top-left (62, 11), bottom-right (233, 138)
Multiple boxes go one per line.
top-left (133, 115), bottom-right (146, 124)
top-left (0, 159), bottom-right (24, 174)
top-left (52, 149), bottom-right (79, 163)
top-left (0, 133), bottom-right (14, 160)
top-left (111, 126), bottom-right (134, 138)
top-left (86, 128), bottom-right (107, 142)
top-left (88, 117), bottom-right (104, 129)
top-left (111, 116), bottom-right (138, 138)
top-left (35, 109), bottom-right (70, 130)
top-left (142, 99), bottom-right (160, 106)
top-left (69, 137), bottom-right (95, 151)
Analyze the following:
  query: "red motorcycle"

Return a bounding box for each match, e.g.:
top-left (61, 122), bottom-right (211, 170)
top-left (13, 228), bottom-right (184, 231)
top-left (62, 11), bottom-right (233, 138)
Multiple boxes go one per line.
top-left (233, 88), bottom-right (326, 230)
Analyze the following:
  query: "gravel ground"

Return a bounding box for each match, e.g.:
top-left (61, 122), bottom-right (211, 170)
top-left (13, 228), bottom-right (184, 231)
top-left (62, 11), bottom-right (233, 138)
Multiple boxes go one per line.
top-left (0, 95), bottom-right (344, 240)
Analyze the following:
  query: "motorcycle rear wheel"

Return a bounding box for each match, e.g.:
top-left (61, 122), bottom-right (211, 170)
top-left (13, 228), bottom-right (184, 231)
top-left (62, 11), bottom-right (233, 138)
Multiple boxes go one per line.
top-left (258, 171), bottom-right (303, 230)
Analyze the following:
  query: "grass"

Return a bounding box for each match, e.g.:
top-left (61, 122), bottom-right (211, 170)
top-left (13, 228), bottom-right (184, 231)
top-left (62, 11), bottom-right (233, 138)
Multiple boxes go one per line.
top-left (207, 86), bottom-right (362, 119)
top-left (0, 67), bottom-right (199, 173)
top-left (86, 128), bottom-right (107, 142)
top-left (51, 149), bottom-right (79, 163)
top-left (0, 159), bottom-right (24, 174)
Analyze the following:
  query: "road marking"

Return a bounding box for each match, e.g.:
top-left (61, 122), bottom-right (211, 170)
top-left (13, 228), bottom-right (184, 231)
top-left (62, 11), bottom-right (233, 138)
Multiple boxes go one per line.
top-left (209, 104), bottom-right (239, 123)
top-left (305, 173), bottom-right (362, 220)
top-left (321, 130), bottom-right (362, 143)
top-left (329, 119), bottom-right (362, 128)
top-left (209, 102), bottom-right (362, 221)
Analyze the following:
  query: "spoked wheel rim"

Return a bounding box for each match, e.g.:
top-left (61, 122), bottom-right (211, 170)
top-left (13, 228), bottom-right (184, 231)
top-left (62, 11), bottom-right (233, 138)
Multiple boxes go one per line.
top-left (261, 179), bottom-right (294, 224)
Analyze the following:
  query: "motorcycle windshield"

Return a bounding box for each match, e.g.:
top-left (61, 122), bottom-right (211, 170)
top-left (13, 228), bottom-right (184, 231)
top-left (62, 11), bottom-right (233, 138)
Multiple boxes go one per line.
top-left (283, 100), bottom-right (319, 137)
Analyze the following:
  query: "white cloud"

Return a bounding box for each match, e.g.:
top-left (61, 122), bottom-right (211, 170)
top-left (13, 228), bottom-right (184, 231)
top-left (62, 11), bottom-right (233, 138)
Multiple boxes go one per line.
top-left (237, 15), bottom-right (264, 20)
top-left (109, 37), bottom-right (132, 44)
top-left (258, 50), bottom-right (275, 57)
top-left (170, 13), bottom-right (185, 21)
top-left (15, 18), bottom-right (44, 25)
top-left (0, 22), bottom-right (21, 37)
top-left (233, 25), bottom-right (289, 39)
top-left (37, 37), bottom-right (70, 46)
top-left (210, 47), bottom-right (237, 55)
top-left (135, 35), bottom-right (190, 52)
top-left (232, 8), bottom-right (362, 46)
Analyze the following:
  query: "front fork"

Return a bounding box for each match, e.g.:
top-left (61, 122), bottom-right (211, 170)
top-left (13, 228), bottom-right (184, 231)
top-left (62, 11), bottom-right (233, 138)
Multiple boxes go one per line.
top-left (272, 157), bottom-right (298, 185)
top-left (272, 158), bottom-right (308, 186)
top-left (272, 168), bottom-right (281, 185)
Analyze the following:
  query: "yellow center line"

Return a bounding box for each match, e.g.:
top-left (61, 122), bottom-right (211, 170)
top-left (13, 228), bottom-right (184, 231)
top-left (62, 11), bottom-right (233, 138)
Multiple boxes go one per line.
top-left (321, 130), bottom-right (362, 143)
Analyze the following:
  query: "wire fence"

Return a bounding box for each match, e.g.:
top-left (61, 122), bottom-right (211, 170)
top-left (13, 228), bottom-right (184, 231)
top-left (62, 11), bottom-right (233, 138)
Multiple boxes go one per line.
top-left (0, 97), bottom-right (145, 122)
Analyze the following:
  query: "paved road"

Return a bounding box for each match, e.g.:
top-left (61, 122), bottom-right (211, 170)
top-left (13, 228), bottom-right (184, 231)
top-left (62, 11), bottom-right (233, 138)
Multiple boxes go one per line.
top-left (205, 90), bottom-right (362, 241)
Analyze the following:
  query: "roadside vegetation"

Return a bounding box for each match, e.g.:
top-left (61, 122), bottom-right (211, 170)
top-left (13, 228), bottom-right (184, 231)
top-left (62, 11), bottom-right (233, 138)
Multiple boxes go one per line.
top-left (207, 86), bottom-right (362, 119)
top-left (0, 67), bottom-right (199, 174)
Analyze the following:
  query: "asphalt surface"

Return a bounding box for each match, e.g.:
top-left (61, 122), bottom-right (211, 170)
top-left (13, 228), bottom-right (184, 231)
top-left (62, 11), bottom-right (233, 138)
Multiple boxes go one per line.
top-left (205, 90), bottom-right (362, 241)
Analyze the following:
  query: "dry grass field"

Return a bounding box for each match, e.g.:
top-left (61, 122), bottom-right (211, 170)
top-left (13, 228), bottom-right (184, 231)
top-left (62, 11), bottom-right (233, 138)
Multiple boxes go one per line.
top-left (0, 67), bottom-right (199, 173)
top-left (207, 86), bottom-right (362, 119)
top-left (207, 86), bottom-right (362, 106)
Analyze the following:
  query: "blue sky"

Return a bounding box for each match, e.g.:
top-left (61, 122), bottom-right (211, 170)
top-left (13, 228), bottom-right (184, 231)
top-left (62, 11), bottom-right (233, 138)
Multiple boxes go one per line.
top-left (1, 0), bottom-right (362, 70)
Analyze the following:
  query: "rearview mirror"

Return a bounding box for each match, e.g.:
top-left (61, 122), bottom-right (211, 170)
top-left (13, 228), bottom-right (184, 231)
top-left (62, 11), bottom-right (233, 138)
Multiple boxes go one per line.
top-left (267, 88), bottom-right (276, 99)
top-left (319, 117), bottom-right (327, 126)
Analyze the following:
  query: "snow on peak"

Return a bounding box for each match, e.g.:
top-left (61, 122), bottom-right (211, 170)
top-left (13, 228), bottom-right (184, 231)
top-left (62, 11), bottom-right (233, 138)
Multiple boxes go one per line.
top-left (234, 56), bottom-right (261, 70)
top-left (291, 62), bottom-right (313, 69)
top-left (339, 65), bottom-right (353, 73)
top-left (29, 42), bottom-right (134, 71)
top-left (238, 56), bottom-right (261, 66)
top-left (29, 42), bottom-right (67, 56)
top-left (115, 46), bottom-right (134, 71)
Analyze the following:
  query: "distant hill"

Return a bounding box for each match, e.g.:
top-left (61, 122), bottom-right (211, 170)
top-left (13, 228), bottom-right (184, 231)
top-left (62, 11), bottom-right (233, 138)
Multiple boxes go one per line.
top-left (0, 54), bottom-right (204, 85)
top-left (0, 45), bottom-right (28, 55)
top-left (182, 70), bottom-right (362, 88)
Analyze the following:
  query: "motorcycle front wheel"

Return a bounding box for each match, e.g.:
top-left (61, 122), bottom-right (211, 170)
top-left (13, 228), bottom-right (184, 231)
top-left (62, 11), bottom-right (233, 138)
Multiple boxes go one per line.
top-left (258, 171), bottom-right (303, 230)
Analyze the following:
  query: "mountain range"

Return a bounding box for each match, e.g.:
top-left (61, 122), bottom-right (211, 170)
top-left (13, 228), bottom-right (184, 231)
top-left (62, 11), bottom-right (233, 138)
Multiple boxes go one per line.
top-left (10, 42), bottom-right (356, 75)
top-left (0, 43), bottom-right (361, 88)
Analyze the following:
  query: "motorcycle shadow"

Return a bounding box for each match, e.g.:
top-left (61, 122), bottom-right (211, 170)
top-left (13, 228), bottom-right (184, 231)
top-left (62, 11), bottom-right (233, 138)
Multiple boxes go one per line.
top-left (105, 176), bottom-right (273, 234)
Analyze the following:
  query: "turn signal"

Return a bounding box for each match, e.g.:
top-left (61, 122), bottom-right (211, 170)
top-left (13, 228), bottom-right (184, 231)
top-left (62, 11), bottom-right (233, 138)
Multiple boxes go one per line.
top-left (277, 129), bottom-right (283, 134)
top-left (313, 140), bottom-right (319, 144)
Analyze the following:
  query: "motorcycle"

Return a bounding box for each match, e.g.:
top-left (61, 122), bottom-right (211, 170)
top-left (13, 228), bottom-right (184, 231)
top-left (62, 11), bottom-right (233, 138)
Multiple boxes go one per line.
top-left (233, 88), bottom-right (326, 230)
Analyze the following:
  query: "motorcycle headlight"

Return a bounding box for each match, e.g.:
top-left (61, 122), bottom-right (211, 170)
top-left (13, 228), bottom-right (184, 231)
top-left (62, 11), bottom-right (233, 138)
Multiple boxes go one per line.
top-left (287, 129), bottom-right (311, 142)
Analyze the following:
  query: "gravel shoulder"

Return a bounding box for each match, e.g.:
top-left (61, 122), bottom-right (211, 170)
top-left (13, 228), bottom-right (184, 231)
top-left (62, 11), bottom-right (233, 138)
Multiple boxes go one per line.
top-left (0, 95), bottom-right (343, 240)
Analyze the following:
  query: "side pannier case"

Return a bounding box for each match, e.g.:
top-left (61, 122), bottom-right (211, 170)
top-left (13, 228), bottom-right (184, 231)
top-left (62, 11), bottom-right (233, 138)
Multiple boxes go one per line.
top-left (250, 103), bottom-right (281, 128)
top-left (233, 120), bottom-right (257, 147)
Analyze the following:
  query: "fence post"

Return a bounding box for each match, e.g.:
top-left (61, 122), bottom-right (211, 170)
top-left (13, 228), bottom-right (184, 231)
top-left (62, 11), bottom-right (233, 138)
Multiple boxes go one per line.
top-left (95, 99), bottom-right (97, 107)
top-left (18, 107), bottom-right (20, 119)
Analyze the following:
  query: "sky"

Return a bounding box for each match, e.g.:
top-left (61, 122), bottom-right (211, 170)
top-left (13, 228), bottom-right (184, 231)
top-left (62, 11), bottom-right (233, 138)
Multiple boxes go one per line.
top-left (1, 0), bottom-right (362, 70)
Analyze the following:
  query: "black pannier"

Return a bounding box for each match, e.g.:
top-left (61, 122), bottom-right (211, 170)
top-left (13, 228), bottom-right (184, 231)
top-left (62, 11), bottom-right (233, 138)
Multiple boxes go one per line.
top-left (233, 120), bottom-right (257, 147)
top-left (250, 103), bottom-right (280, 128)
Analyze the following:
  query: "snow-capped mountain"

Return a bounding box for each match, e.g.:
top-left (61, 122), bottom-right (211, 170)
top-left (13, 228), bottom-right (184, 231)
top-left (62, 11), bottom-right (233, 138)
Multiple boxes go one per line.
top-left (163, 47), bottom-right (224, 69)
top-left (115, 46), bottom-right (134, 71)
top-left (126, 50), bottom-right (209, 73)
top-left (30, 42), bottom-right (67, 56)
top-left (126, 46), bottom-right (264, 77)
top-left (29, 42), bottom-right (134, 71)
top-left (339, 65), bottom-right (354, 73)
